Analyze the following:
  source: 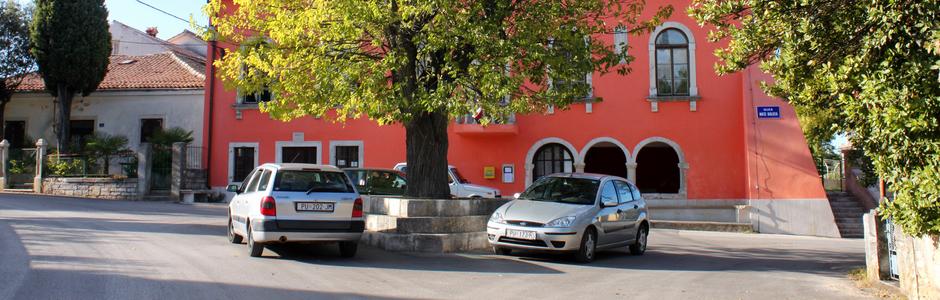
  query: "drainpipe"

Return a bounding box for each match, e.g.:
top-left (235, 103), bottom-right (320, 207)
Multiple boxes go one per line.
top-left (205, 39), bottom-right (216, 189)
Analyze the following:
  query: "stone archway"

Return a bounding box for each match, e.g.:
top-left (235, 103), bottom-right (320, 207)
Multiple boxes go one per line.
top-left (632, 137), bottom-right (688, 195)
top-left (579, 137), bottom-right (630, 179)
top-left (524, 137), bottom-right (580, 187)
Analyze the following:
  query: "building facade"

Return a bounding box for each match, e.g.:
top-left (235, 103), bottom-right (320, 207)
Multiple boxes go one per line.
top-left (204, 0), bottom-right (841, 237)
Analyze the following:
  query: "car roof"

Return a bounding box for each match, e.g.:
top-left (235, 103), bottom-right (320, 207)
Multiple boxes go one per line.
top-left (343, 168), bottom-right (400, 172)
top-left (394, 163), bottom-right (456, 168)
top-left (545, 172), bottom-right (628, 182)
top-left (261, 163), bottom-right (342, 172)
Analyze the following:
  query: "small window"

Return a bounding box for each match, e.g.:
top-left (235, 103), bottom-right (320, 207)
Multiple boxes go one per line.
top-left (242, 89), bottom-right (272, 104)
top-left (140, 118), bottom-right (163, 143)
top-left (614, 26), bottom-right (628, 63)
top-left (654, 29), bottom-right (690, 96)
top-left (600, 181), bottom-right (618, 204)
top-left (335, 146), bottom-right (360, 168)
top-left (281, 146), bottom-right (317, 164)
top-left (69, 120), bottom-right (96, 151)
top-left (257, 170), bottom-right (273, 191)
top-left (614, 181), bottom-right (635, 203)
top-left (232, 147), bottom-right (256, 182)
top-left (3, 121), bottom-right (26, 148)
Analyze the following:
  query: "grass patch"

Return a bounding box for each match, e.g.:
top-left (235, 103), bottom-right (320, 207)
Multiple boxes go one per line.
top-left (847, 267), bottom-right (907, 299)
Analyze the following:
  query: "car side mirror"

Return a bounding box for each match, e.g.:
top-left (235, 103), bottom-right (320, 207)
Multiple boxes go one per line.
top-left (601, 196), bottom-right (618, 208)
top-left (226, 184), bottom-right (240, 194)
top-left (513, 193), bottom-right (521, 199)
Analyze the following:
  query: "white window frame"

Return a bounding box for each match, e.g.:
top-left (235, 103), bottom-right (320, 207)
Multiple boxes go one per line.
top-left (614, 25), bottom-right (628, 64)
top-left (228, 142), bottom-right (259, 184)
top-left (329, 140), bottom-right (364, 168)
top-left (275, 140), bottom-right (322, 164)
top-left (648, 22), bottom-right (697, 97)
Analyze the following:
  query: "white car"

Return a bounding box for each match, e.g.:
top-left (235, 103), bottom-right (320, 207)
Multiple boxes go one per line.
top-left (226, 163), bottom-right (364, 258)
top-left (393, 163), bottom-right (501, 198)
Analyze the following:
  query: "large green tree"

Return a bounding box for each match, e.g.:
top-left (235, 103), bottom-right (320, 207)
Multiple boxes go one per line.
top-left (30, 0), bottom-right (111, 154)
top-left (690, 0), bottom-right (940, 235)
top-left (208, 0), bottom-right (670, 198)
top-left (0, 0), bottom-right (34, 139)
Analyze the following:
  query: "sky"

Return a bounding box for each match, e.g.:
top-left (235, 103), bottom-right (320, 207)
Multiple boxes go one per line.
top-left (16, 0), bottom-right (208, 40)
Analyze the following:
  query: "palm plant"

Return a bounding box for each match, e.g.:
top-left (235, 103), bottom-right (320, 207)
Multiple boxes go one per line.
top-left (85, 133), bottom-right (129, 174)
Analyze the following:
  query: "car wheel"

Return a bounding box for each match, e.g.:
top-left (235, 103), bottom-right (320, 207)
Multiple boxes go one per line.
top-left (339, 241), bottom-right (358, 258)
top-left (575, 228), bottom-right (597, 263)
top-left (629, 224), bottom-right (649, 256)
top-left (494, 247), bottom-right (512, 256)
top-left (247, 222), bottom-right (264, 257)
top-left (227, 215), bottom-right (243, 244)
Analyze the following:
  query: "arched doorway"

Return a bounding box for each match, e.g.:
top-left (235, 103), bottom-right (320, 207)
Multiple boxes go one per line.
top-left (532, 143), bottom-right (574, 182)
top-left (635, 142), bottom-right (680, 193)
top-left (583, 142), bottom-right (627, 178)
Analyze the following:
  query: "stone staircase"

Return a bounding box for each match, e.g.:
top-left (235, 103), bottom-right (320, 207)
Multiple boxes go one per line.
top-left (363, 197), bottom-right (508, 252)
top-left (827, 192), bottom-right (866, 238)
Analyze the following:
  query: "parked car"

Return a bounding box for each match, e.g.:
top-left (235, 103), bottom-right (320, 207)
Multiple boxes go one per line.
top-left (486, 173), bottom-right (649, 262)
top-left (226, 163), bottom-right (364, 258)
top-left (343, 168), bottom-right (407, 212)
top-left (393, 163), bottom-right (501, 198)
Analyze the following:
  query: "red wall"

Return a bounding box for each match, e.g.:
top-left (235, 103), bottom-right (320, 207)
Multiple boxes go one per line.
top-left (204, 0), bottom-right (818, 200)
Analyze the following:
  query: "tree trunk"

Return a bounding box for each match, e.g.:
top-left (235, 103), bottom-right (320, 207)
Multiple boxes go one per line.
top-left (56, 84), bottom-right (74, 154)
top-left (404, 110), bottom-right (452, 198)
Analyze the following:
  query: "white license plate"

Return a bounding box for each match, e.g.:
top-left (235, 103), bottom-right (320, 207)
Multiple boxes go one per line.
top-left (295, 202), bottom-right (335, 212)
top-left (506, 229), bottom-right (537, 240)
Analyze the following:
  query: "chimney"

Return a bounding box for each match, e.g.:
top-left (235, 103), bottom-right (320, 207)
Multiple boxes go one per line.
top-left (146, 27), bottom-right (158, 37)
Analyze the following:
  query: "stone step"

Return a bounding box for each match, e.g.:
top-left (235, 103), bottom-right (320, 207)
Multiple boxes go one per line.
top-left (651, 220), bottom-right (753, 233)
top-left (366, 214), bottom-right (489, 234)
top-left (836, 218), bottom-right (863, 224)
top-left (360, 231), bottom-right (489, 253)
top-left (369, 197), bottom-right (508, 218)
top-left (828, 202), bottom-right (864, 208)
top-left (833, 212), bottom-right (865, 219)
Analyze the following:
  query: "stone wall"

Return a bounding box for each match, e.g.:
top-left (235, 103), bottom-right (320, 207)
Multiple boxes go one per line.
top-left (42, 177), bottom-right (140, 200)
top-left (894, 230), bottom-right (940, 299)
top-left (864, 211), bottom-right (940, 299)
top-left (362, 197), bottom-right (508, 253)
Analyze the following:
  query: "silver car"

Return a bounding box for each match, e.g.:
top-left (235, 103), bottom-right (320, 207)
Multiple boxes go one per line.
top-left (486, 173), bottom-right (649, 262)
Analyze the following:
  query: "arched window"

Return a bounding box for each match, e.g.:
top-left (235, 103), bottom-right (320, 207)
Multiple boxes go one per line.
top-left (654, 29), bottom-right (689, 96)
top-left (533, 143), bottom-right (574, 181)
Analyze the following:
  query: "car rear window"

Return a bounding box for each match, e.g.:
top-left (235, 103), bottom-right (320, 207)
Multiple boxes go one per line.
top-left (273, 170), bottom-right (354, 193)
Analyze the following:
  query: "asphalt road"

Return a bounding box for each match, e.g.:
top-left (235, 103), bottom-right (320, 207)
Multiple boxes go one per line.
top-left (0, 193), bottom-right (873, 300)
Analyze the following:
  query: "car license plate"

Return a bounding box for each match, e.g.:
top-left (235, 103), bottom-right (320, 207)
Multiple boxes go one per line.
top-left (506, 229), bottom-right (537, 240)
top-left (295, 202), bottom-right (335, 212)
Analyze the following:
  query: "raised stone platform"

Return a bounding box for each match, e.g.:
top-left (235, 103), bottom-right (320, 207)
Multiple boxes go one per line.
top-left (652, 220), bottom-right (754, 233)
top-left (363, 197), bottom-right (508, 253)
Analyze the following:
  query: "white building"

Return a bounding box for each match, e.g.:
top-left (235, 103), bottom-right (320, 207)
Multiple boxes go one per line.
top-left (109, 20), bottom-right (206, 59)
top-left (8, 51), bottom-right (205, 152)
top-left (6, 20), bottom-right (206, 152)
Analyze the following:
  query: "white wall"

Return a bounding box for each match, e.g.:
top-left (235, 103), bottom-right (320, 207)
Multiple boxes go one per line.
top-left (110, 21), bottom-right (174, 57)
top-left (7, 90), bottom-right (205, 151)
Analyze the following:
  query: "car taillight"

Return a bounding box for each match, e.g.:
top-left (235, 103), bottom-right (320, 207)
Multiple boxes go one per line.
top-left (260, 196), bottom-right (277, 216)
top-left (352, 198), bottom-right (363, 218)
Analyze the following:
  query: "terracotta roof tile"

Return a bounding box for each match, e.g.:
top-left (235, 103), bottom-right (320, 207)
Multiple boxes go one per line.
top-left (17, 52), bottom-right (205, 92)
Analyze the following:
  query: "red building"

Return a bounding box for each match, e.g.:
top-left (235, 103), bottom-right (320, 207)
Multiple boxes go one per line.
top-left (203, 0), bottom-right (841, 237)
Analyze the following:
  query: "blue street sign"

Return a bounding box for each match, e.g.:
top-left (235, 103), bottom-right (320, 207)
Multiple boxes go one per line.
top-left (757, 106), bottom-right (781, 119)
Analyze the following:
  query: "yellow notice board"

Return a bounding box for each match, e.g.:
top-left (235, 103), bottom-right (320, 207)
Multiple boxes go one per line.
top-left (483, 166), bottom-right (496, 179)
